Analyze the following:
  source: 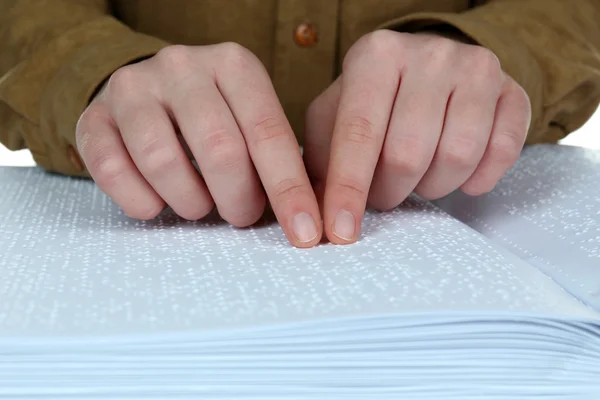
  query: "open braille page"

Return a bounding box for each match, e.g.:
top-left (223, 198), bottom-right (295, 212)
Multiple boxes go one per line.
top-left (435, 144), bottom-right (600, 312)
top-left (0, 165), bottom-right (597, 342)
top-left (2, 157), bottom-right (600, 400)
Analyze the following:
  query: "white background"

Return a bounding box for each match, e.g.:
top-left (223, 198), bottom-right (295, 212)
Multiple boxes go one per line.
top-left (1, 107), bottom-right (599, 166)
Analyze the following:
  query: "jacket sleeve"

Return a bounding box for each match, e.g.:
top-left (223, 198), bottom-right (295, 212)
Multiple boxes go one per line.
top-left (0, 0), bottom-right (169, 176)
top-left (379, 0), bottom-right (600, 145)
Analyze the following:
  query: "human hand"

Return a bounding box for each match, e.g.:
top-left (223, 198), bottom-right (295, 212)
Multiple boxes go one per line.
top-left (76, 43), bottom-right (322, 247)
top-left (304, 30), bottom-right (531, 244)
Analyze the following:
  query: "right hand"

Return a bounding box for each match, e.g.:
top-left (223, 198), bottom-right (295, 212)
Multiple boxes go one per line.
top-left (76, 43), bottom-right (322, 247)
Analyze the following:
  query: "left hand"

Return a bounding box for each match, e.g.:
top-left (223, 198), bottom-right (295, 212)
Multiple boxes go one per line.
top-left (303, 30), bottom-right (531, 244)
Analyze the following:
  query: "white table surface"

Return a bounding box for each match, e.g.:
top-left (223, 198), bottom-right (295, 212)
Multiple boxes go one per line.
top-left (1, 106), bottom-right (599, 167)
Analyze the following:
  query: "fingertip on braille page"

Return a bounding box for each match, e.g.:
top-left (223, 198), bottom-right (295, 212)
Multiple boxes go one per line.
top-left (292, 212), bottom-right (319, 243)
top-left (333, 209), bottom-right (355, 241)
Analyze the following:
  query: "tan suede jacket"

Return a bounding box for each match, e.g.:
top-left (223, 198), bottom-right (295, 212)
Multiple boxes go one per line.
top-left (1, 0), bottom-right (599, 177)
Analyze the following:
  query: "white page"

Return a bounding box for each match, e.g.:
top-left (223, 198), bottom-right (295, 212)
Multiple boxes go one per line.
top-left (0, 166), bottom-right (597, 340)
top-left (435, 144), bottom-right (600, 311)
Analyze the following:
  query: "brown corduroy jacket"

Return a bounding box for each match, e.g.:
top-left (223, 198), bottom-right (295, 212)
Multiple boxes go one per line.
top-left (1, 0), bottom-right (599, 177)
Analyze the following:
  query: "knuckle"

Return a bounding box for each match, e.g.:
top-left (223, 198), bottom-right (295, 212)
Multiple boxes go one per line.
top-left (155, 44), bottom-right (196, 74)
top-left (75, 133), bottom-right (93, 162)
top-left (334, 175), bottom-right (368, 197)
top-left (342, 116), bottom-right (376, 145)
top-left (76, 106), bottom-right (113, 160)
top-left (345, 29), bottom-right (399, 66)
top-left (75, 129), bottom-right (90, 156)
top-left (363, 29), bottom-right (398, 51)
top-left (219, 41), bottom-right (249, 55)
top-left (423, 36), bottom-right (456, 64)
top-left (488, 133), bottom-right (522, 166)
top-left (78, 104), bottom-right (105, 126)
top-left (201, 130), bottom-right (245, 173)
top-left (106, 65), bottom-right (140, 96)
top-left (206, 148), bottom-right (244, 175)
top-left (440, 137), bottom-right (483, 169)
top-left (250, 116), bottom-right (288, 144)
top-left (218, 42), bottom-right (257, 69)
top-left (382, 136), bottom-right (430, 176)
top-left (76, 108), bottom-right (102, 148)
top-left (90, 153), bottom-right (127, 189)
top-left (501, 78), bottom-right (532, 134)
top-left (508, 79), bottom-right (532, 112)
top-left (272, 178), bottom-right (310, 201)
top-left (470, 47), bottom-right (502, 79)
top-left (156, 44), bottom-right (191, 59)
top-left (201, 129), bottom-right (237, 153)
top-left (140, 141), bottom-right (181, 176)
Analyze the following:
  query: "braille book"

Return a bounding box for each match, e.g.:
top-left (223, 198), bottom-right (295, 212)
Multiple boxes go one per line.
top-left (0, 144), bottom-right (599, 399)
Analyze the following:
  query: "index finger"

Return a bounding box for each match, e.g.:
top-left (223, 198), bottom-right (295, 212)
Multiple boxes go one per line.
top-left (323, 34), bottom-right (401, 244)
top-left (213, 44), bottom-right (322, 247)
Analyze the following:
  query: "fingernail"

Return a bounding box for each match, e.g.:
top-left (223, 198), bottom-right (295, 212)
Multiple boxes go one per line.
top-left (333, 209), bottom-right (355, 241)
top-left (292, 212), bottom-right (318, 243)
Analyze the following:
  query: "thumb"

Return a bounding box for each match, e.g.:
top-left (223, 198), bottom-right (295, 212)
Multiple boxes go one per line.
top-left (303, 76), bottom-right (342, 205)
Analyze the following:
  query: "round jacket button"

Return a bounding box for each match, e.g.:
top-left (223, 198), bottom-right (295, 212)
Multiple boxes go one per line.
top-left (294, 23), bottom-right (318, 47)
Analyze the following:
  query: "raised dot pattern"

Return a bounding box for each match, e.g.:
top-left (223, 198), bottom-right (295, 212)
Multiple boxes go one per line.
top-left (0, 157), bottom-right (597, 338)
top-left (435, 144), bottom-right (600, 312)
